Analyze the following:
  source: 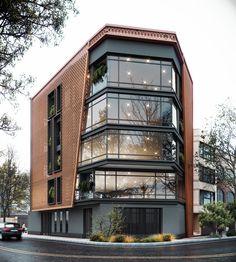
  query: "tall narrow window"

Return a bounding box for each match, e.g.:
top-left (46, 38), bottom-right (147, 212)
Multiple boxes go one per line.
top-left (65, 211), bottom-right (69, 233)
top-left (57, 85), bottom-right (62, 112)
top-left (60, 211), bottom-right (63, 232)
top-left (54, 212), bottom-right (57, 232)
top-left (48, 179), bottom-right (55, 204)
top-left (48, 91), bottom-right (55, 118)
top-left (54, 115), bottom-right (61, 171)
top-left (57, 177), bottom-right (62, 203)
top-left (48, 120), bottom-right (53, 174)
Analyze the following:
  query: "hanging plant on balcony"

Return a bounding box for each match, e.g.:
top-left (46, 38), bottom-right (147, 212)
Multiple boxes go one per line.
top-left (78, 180), bottom-right (90, 193)
top-left (92, 64), bottom-right (107, 84)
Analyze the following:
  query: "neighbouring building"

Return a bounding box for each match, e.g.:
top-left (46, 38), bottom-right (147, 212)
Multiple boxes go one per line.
top-left (193, 129), bottom-right (235, 235)
top-left (29, 25), bottom-right (193, 238)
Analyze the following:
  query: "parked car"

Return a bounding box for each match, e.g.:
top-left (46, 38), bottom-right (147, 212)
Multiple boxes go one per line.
top-left (0, 222), bottom-right (22, 240)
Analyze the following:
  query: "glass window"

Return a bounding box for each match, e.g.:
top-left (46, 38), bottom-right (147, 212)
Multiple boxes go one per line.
top-left (200, 190), bottom-right (215, 205)
top-left (107, 98), bottom-right (118, 123)
top-left (92, 134), bottom-right (106, 161)
top-left (85, 107), bottom-right (92, 131)
top-left (217, 189), bottom-right (224, 202)
top-left (92, 99), bottom-right (106, 128)
top-left (56, 85), bottom-right (62, 112)
top-left (172, 104), bottom-right (177, 128)
top-left (199, 142), bottom-right (214, 161)
top-left (48, 179), bottom-right (55, 204)
top-left (119, 60), bottom-right (160, 88)
top-left (172, 68), bottom-right (176, 92)
top-left (199, 165), bottom-right (215, 184)
top-left (91, 61), bottom-right (107, 94)
top-left (57, 177), bottom-right (62, 203)
top-left (107, 131), bottom-right (118, 157)
top-left (161, 65), bottom-right (172, 88)
top-left (107, 59), bottom-right (118, 85)
top-left (161, 101), bottom-right (172, 126)
top-left (105, 175), bottom-right (116, 198)
top-left (226, 192), bottom-right (234, 203)
top-left (95, 175), bottom-right (105, 195)
top-left (156, 175), bottom-right (166, 199)
top-left (165, 173), bottom-right (176, 199)
top-left (48, 91), bottom-right (55, 118)
top-left (81, 140), bottom-right (91, 163)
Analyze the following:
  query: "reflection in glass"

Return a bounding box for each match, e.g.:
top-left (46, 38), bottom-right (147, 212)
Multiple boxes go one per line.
top-left (78, 171), bottom-right (179, 200)
top-left (92, 99), bottom-right (106, 128)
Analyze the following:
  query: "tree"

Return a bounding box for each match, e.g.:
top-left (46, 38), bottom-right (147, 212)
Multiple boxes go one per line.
top-left (95, 207), bottom-right (124, 237)
top-left (0, 148), bottom-right (30, 221)
top-left (0, 0), bottom-right (78, 133)
top-left (199, 202), bottom-right (234, 235)
top-left (201, 100), bottom-right (236, 201)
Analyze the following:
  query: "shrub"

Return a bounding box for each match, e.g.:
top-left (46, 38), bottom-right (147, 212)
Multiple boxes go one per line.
top-left (124, 235), bottom-right (136, 243)
top-left (112, 234), bottom-right (126, 242)
top-left (151, 234), bottom-right (164, 242)
top-left (162, 233), bottom-right (172, 241)
top-left (90, 232), bottom-right (107, 242)
top-left (227, 230), bottom-right (236, 237)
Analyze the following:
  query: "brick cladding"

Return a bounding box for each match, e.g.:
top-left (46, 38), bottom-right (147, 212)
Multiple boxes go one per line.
top-left (31, 47), bottom-right (88, 211)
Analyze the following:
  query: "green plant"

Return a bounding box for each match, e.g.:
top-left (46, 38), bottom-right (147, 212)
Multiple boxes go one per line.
top-left (78, 180), bottom-right (89, 193)
top-left (57, 154), bottom-right (61, 167)
top-left (111, 234), bottom-right (125, 242)
top-left (95, 207), bottom-right (124, 237)
top-left (48, 186), bottom-right (55, 200)
top-left (162, 233), bottom-right (172, 241)
top-left (226, 230), bottom-right (236, 236)
top-left (49, 104), bottom-right (55, 117)
top-left (199, 202), bottom-right (234, 235)
top-left (92, 64), bottom-right (107, 84)
top-left (90, 232), bottom-right (107, 242)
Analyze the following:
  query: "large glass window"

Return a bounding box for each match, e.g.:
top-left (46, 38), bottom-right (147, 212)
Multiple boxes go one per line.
top-left (84, 93), bottom-right (178, 131)
top-left (90, 56), bottom-right (180, 95)
top-left (78, 171), bottom-right (179, 200)
top-left (80, 130), bottom-right (177, 165)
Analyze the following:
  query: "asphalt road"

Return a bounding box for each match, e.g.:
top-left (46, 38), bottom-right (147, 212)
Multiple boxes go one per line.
top-left (0, 238), bottom-right (236, 262)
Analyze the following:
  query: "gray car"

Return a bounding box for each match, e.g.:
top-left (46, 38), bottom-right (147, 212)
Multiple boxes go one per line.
top-left (0, 222), bottom-right (22, 240)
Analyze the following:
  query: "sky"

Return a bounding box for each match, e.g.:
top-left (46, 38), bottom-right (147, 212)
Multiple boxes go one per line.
top-left (1, 0), bottom-right (236, 171)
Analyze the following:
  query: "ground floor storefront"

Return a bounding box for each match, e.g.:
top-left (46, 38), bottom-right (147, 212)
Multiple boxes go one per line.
top-left (28, 202), bottom-right (186, 238)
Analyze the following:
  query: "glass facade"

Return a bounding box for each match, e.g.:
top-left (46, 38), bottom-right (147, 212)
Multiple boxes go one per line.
top-left (90, 56), bottom-right (180, 96)
top-left (80, 130), bottom-right (177, 165)
top-left (200, 190), bottom-right (215, 205)
top-left (78, 53), bottom-right (184, 203)
top-left (84, 93), bottom-right (178, 132)
top-left (76, 171), bottom-right (183, 200)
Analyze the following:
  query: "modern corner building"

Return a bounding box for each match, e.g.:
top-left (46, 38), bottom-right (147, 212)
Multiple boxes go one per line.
top-left (29, 25), bottom-right (193, 237)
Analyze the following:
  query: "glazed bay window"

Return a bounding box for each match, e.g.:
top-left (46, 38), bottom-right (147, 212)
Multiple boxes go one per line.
top-left (80, 130), bottom-right (177, 165)
top-left (77, 171), bottom-right (178, 200)
top-left (90, 55), bottom-right (180, 96)
top-left (84, 93), bottom-right (178, 131)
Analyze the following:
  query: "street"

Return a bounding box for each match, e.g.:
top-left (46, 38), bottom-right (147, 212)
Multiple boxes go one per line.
top-left (0, 238), bottom-right (236, 261)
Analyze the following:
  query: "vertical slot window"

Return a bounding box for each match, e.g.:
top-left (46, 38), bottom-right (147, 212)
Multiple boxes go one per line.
top-left (48, 120), bottom-right (53, 173)
top-left (48, 91), bottom-right (55, 118)
top-left (57, 85), bottom-right (62, 112)
top-left (48, 179), bottom-right (55, 204)
top-left (65, 211), bottom-right (69, 233)
top-left (57, 177), bottom-right (62, 203)
top-left (54, 115), bottom-right (61, 171)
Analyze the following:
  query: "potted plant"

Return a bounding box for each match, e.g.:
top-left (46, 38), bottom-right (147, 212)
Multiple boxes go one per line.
top-left (92, 64), bottom-right (107, 85)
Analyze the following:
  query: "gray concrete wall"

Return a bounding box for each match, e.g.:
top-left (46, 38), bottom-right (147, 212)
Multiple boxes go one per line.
top-left (68, 207), bottom-right (83, 235)
top-left (28, 211), bottom-right (41, 233)
top-left (91, 202), bottom-right (185, 236)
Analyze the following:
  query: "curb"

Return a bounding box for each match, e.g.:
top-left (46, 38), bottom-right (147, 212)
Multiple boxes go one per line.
top-left (22, 234), bottom-right (236, 247)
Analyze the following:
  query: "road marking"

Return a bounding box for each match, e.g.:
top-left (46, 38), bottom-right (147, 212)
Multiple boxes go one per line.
top-left (0, 245), bottom-right (236, 260)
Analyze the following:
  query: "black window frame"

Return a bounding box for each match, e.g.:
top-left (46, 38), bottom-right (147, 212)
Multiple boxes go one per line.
top-left (200, 190), bottom-right (215, 205)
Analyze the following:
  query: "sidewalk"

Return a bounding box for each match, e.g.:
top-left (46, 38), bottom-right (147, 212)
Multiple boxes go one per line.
top-left (22, 233), bottom-right (236, 247)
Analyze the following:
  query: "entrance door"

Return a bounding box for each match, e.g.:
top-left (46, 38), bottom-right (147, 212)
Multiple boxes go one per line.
top-left (41, 212), bottom-right (52, 235)
top-left (123, 208), bottom-right (162, 235)
top-left (83, 208), bottom-right (92, 237)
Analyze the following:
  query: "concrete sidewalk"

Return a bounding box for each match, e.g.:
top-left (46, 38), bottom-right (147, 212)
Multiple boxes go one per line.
top-left (22, 233), bottom-right (236, 247)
